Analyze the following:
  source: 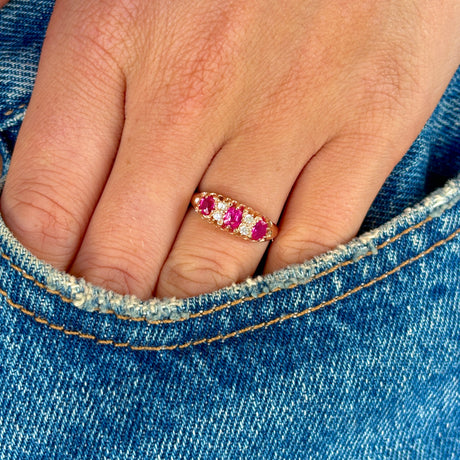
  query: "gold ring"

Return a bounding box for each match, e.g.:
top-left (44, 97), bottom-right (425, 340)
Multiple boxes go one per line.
top-left (191, 192), bottom-right (278, 242)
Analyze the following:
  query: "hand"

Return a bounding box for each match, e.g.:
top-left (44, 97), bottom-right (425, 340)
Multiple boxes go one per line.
top-left (1, 0), bottom-right (459, 299)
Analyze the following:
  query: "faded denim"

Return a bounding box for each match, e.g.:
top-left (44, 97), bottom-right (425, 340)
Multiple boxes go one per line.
top-left (0, 1), bottom-right (459, 459)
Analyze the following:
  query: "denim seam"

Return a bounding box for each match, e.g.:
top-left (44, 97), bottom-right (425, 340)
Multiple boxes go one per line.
top-left (0, 104), bottom-right (26, 130)
top-left (1, 253), bottom-right (74, 303)
top-left (2, 104), bottom-right (25, 117)
top-left (1, 214), bottom-right (434, 324)
top-left (2, 226), bottom-right (459, 351)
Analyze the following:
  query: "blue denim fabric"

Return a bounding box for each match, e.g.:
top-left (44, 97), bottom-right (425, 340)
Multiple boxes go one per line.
top-left (0, 1), bottom-right (459, 459)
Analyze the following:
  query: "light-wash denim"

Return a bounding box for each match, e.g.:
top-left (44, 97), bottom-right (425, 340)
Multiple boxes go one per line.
top-left (0, 1), bottom-right (459, 459)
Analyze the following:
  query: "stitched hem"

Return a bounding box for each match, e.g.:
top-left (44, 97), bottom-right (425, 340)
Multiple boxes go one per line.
top-left (0, 101), bottom-right (459, 320)
top-left (0, 213), bottom-right (437, 325)
top-left (3, 227), bottom-right (459, 351)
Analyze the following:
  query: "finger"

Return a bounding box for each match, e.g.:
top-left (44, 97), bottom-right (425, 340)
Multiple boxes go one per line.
top-left (0, 0), bottom-right (125, 269)
top-left (69, 86), bottom-right (228, 299)
top-left (264, 134), bottom-right (406, 273)
top-left (155, 131), bottom-right (319, 299)
top-left (67, 1), bottom-right (262, 299)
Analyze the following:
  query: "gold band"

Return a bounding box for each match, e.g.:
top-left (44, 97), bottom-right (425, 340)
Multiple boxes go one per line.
top-left (191, 192), bottom-right (278, 242)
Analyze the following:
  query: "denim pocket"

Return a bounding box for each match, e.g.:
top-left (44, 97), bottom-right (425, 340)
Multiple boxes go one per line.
top-left (0, 1), bottom-right (459, 457)
top-left (0, 68), bottom-right (458, 352)
top-left (0, 170), bottom-right (458, 351)
top-left (0, 170), bottom-right (459, 459)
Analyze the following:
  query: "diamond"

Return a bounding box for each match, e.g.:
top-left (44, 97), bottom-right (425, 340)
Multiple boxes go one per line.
top-left (239, 225), bottom-right (251, 237)
top-left (243, 214), bottom-right (255, 225)
top-left (223, 206), bottom-right (243, 230)
top-left (217, 201), bottom-right (228, 211)
top-left (199, 195), bottom-right (215, 215)
top-left (252, 220), bottom-right (268, 240)
top-left (212, 211), bottom-right (224, 224)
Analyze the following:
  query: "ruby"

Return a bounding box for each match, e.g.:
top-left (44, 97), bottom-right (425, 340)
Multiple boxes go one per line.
top-left (252, 220), bottom-right (268, 240)
top-left (199, 195), bottom-right (215, 215)
top-left (223, 206), bottom-right (243, 230)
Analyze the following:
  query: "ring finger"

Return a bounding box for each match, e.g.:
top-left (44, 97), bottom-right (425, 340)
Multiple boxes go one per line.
top-left (155, 128), bottom-right (321, 298)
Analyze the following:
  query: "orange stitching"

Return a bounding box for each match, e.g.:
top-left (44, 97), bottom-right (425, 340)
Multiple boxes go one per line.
top-left (0, 215), bottom-right (436, 325)
top-left (155, 214), bottom-right (435, 324)
top-left (2, 227), bottom-right (458, 351)
top-left (2, 255), bottom-right (73, 302)
top-left (2, 104), bottom-right (26, 118)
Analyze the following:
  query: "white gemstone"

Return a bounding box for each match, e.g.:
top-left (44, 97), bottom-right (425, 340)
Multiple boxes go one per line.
top-left (212, 211), bottom-right (224, 223)
top-left (239, 225), bottom-right (251, 236)
top-left (217, 201), bottom-right (229, 211)
top-left (243, 214), bottom-right (255, 225)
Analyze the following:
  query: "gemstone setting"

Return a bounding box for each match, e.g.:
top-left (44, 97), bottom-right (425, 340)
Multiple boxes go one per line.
top-left (212, 211), bottom-right (224, 224)
top-left (223, 206), bottom-right (243, 230)
top-left (191, 192), bottom-right (278, 242)
top-left (252, 220), bottom-right (268, 240)
top-left (198, 195), bottom-right (215, 215)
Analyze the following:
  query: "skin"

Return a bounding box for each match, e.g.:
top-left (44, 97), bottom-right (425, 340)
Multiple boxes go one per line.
top-left (0, 0), bottom-right (459, 299)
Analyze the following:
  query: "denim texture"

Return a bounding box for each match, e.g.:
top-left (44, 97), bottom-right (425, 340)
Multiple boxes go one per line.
top-left (0, 1), bottom-right (459, 459)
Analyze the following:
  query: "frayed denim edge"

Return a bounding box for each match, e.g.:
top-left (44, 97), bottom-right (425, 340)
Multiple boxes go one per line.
top-left (0, 174), bottom-right (455, 321)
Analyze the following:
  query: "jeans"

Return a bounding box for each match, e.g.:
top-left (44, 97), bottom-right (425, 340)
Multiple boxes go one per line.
top-left (0, 1), bottom-right (459, 459)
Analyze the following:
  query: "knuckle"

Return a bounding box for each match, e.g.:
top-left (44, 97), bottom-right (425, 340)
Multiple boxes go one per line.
top-left (153, 13), bottom-right (242, 123)
top-left (273, 230), bottom-right (339, 267)
top-left (83, 262), bottom-right (147, 298)
top-left (1, 184), bottom-right (81, 253)
top-left (159, 54), bottom-right (233, 124)
top-left (158, 248), bottom-right (239, 298)
top-left (75, 0), bottom-right (139, 41)
top-left (355, 51), bottom-right (413, 119)
top-left (75, 244), bottom-right (154, 298)
top-left (63, 0), bottom-right (143, 72)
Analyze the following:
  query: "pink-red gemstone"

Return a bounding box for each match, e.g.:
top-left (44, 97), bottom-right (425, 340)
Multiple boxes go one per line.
top-left (223, 206), bottom-right (243, 230)
top-left (199, 195), bottom-right (215, 215)
top-left (252, 220), bottom-right (268, 240)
